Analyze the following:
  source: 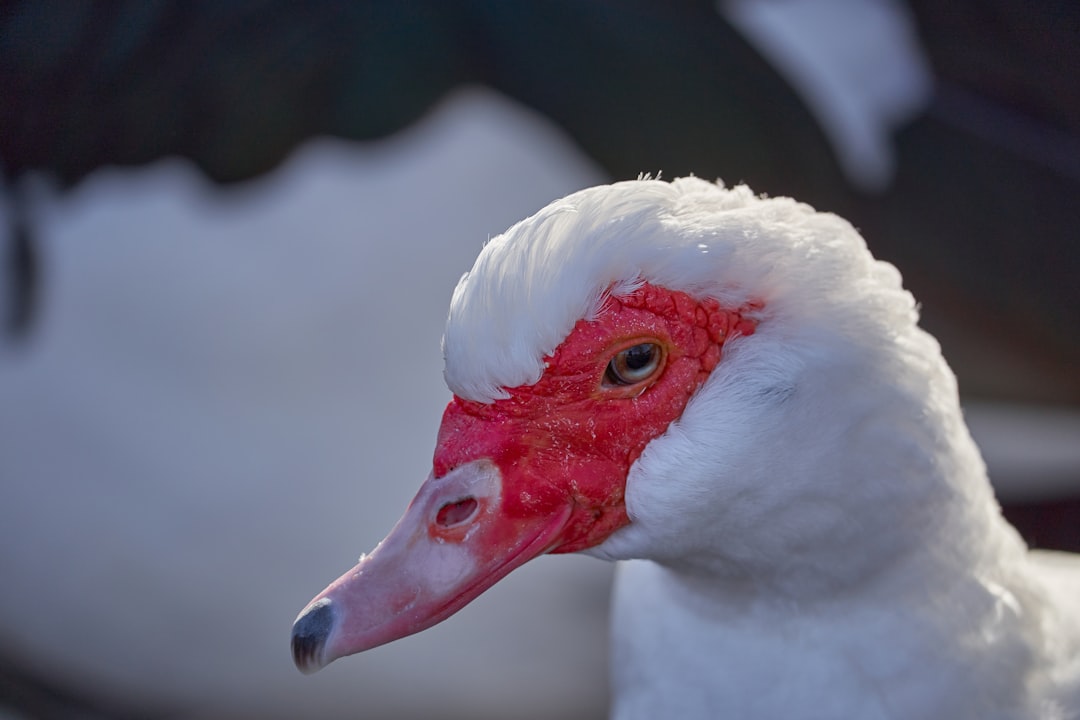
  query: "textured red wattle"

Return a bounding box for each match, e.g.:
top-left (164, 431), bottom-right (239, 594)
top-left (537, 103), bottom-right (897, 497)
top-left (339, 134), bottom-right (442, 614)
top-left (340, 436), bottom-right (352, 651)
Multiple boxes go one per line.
top-left (291, 283), bottom-right (756, 671)
top-left (433, 282), bottom-right (755, 554)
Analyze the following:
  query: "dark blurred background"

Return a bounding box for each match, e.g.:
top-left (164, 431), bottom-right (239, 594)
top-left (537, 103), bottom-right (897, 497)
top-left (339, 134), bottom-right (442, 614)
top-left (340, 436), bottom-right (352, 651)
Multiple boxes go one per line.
top-left (1, 1), bottom-right (1077, 718)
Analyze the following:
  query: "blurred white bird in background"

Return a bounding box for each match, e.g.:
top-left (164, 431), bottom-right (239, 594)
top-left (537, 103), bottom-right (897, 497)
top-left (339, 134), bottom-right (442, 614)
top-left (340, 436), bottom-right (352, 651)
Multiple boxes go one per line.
top-left (0, 90), bottom-right (611, 720)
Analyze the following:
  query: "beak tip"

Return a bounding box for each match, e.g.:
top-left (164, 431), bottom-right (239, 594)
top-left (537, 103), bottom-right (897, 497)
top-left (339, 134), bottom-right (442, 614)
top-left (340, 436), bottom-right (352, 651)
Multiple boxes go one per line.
top-left (291, 598), bottom-right (335, 674)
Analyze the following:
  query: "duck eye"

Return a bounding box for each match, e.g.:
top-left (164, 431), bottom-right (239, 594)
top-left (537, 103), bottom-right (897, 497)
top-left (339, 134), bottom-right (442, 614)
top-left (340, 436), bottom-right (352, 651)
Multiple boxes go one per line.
top-left (604, 343), bottom-right (663, 387)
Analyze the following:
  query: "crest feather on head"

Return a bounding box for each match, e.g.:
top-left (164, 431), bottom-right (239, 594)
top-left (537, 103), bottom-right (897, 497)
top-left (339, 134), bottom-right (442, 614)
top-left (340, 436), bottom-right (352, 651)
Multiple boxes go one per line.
top-left (443, 177), bottom-right (914, 403)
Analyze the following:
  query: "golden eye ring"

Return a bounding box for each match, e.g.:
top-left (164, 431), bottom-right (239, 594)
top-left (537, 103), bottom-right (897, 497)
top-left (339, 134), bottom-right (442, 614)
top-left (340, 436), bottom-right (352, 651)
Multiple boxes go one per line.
top-left (603, 341), bottom-right (665, 388)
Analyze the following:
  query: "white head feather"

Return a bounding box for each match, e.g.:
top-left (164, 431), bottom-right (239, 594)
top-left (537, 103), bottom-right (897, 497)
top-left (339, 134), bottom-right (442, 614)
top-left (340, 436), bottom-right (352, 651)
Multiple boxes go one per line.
top-left (441, 178), bottom-right (1078, 716)
top-left (445, 177), bottom-right (910, 401)
top-left (443, 177), bottom-right (1010, 587)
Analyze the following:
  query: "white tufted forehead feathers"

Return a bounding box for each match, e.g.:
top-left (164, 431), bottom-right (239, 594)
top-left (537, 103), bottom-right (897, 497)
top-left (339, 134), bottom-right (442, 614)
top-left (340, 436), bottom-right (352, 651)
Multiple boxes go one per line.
top-left (443, 176), bottom-right (914, 402)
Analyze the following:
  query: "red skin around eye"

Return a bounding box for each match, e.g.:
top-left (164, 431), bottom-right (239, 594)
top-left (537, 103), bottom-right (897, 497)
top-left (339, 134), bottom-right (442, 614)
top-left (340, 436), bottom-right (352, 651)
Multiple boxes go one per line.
top-left (294, 283), bottom-right (756, 669)
top-left (433, 283), bottom-right (755, 554)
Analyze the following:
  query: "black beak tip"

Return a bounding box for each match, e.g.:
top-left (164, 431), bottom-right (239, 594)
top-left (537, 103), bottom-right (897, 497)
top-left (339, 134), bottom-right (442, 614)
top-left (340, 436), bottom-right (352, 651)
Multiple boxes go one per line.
top-left (291, 598), bottom-right (335, 674)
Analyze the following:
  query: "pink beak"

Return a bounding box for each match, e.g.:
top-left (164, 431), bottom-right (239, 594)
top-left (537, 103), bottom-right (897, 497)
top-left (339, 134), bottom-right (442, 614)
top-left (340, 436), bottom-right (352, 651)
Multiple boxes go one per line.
top-left (291, 459), bottom-right (573, 673)
top-left (292, 282), bottom-right (746, 673)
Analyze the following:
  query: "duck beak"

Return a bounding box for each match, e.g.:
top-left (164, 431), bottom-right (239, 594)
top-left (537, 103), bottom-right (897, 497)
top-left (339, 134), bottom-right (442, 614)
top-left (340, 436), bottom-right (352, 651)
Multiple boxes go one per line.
top-left (291, 459), bottom-right (573, 673)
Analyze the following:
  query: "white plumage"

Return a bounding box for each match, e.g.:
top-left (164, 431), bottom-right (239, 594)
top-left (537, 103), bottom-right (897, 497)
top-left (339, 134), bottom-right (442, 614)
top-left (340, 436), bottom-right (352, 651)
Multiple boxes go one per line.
top-left (298, 176), bottom-right (1080, 719)
top-left (446, 177), bottom-right (1080, 718)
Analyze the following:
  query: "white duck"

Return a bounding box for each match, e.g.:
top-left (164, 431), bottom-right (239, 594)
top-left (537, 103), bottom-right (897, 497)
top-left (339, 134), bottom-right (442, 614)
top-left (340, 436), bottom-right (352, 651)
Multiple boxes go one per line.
top-left (292, 177), bottom-right (1080, 719)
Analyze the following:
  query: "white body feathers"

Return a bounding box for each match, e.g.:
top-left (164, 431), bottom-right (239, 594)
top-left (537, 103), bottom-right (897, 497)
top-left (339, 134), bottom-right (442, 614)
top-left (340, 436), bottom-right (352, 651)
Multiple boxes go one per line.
top-left (444, 178), bottom-right (1080, 718)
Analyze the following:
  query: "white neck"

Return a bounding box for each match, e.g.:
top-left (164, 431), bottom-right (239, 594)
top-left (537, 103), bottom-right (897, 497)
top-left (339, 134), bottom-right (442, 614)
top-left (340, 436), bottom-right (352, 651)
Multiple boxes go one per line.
top-left (594, 324), bottom-right (1054, 718)
top-left (609, 512), bottom-right (1047, 720)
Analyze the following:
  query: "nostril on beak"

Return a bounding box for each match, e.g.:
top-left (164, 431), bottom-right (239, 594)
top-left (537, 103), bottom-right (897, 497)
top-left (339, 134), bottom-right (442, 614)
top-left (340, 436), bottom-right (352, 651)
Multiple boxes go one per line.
top-left (291, 598), bottom-right (335, 673)
top-left (436, 497), bottom-right (479, 528)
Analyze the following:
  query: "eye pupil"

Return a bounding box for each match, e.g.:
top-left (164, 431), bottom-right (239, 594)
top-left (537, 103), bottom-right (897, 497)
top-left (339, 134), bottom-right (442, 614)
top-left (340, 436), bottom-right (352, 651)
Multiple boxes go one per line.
top-left (624, 344), bottom-right (653, 370)
top-left (604, 342), bottom-right (663, 387)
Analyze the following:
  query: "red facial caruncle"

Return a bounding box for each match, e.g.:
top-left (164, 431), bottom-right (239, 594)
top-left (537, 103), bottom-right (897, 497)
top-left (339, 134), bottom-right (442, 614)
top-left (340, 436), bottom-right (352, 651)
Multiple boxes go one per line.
top-left (291, 282), bottom-right (755, 672)
top-left (433, 282), bottom-right (755, 553)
